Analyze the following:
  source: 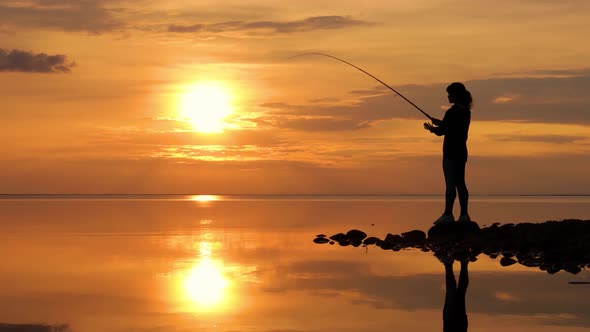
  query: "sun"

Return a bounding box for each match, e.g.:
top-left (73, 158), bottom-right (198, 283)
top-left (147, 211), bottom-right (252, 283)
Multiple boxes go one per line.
top-left (179, 82), bottom-right (233, 133)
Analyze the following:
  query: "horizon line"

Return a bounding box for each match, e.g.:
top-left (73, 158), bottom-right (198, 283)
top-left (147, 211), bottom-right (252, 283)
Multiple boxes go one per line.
top-left (1, 193), bottom-right (589, 197)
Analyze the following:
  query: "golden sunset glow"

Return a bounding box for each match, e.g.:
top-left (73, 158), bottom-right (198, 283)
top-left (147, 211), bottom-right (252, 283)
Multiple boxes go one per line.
top-left (178, 82), bottom-right (233, 133)
top-left (2, 1), bottom-right (590, 194)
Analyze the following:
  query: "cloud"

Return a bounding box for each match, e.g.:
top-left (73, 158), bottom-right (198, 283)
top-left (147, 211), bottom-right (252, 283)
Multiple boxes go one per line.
top-left (488, 134), bottom-right (586, 144)
top-left (0, 323), bottom-right (69, 332)
top-left (167, 23), bottom-right (203, 33)
top-left (0, 0), bottom-right (123, 33)
top-left (0, 48), bottom-right (74, 73)
top-left (272, 117), bottom-right (371, 131)
top-left (308, 97), bottom-right (341, 103)
top-left (260, 70), bottom-right (590, 131)
top-left (259, 94), bottom-right (407, 132)
top-left (348, 85), bottom-right (388, 96)
top-left (167, 16), bottom-right (373, 35)
top-left (258, 102), bottom-right (384, 132)
top-left (495, 67), bottom-right (590, 78)
top-left (492, 96), bottom-right (516, 104)
top-left (94, 125), bottom-right (285, 148)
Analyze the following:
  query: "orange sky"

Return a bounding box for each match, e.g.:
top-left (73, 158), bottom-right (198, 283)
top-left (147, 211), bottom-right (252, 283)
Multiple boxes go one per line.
top-left (1, 0), bottom-right (589, 194)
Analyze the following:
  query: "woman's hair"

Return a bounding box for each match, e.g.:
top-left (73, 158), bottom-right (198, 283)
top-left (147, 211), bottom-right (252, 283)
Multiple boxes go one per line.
top-left (446, 82), bottom-right (473, 109)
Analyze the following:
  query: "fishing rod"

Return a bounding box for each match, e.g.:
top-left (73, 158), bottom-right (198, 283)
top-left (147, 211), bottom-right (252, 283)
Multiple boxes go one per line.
top-left (289, 52), bottom-right (433, 120)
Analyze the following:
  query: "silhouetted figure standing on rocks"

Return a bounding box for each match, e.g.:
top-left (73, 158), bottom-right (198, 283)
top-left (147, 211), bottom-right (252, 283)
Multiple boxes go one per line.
top-left (424, 82), bottom-right (472, 224)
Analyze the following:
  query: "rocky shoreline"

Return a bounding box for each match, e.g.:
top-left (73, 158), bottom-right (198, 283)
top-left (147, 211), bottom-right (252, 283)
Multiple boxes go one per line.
top-left (313, 219), bottom-right (590, 274)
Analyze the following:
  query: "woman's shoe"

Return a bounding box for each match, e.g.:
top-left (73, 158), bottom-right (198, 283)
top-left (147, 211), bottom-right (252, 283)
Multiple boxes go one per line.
top-left (434, 214), bottom-right (455, 224)
top-left (458, 214), bottom-right (471, 222)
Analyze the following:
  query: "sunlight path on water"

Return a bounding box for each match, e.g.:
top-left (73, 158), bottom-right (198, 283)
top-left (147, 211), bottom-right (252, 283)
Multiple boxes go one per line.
top-left (171, 226), bottom-right (234, 314)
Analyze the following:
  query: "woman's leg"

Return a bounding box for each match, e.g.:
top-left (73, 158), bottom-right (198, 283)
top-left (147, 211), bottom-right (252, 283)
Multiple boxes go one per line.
top-left (443, 262), bottom-right (457, 320)
top-left (454, 160), bottom-right (469, 216)
top-left (458, 261), bottom-right (469, 296)
top-left (443, 159), bottom-right (456, 215)
top-left (445, 262), bottom-right (457, 292)
top-left (456, 261), bottom-right (469, 332)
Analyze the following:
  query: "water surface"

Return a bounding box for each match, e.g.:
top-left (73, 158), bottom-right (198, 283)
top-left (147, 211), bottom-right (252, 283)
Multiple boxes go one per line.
top-left (0, 195), bottom-right (589, 332)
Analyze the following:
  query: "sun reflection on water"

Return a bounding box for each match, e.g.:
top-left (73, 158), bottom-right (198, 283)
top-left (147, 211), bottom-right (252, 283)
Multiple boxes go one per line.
top-left (183, 257), bottom-right (229, 309)
top-left (188, 195), bottom-right (220, 207)
top-left (189, 195), bottom-right (219, 202)
top-left (175, 239), bottom-right (233, 313)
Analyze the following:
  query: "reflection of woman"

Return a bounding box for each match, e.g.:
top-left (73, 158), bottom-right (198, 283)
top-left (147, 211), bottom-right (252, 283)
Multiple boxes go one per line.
top-left (442, 258), bottom-right (469, 332)
top-left (424, 83), bottom-right (472, 224)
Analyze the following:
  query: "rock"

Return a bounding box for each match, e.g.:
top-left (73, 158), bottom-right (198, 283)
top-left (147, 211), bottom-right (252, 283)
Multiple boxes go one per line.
top-left (363, 237), bottom-right (380, 245)
top-left (500, 257), bottom-right (517, 266)
top-left (499, 223), bottom-right (515, 231)
top-left (501, 251), bottom-right (515, 258)
top-left (402, 230), bottom-right (426, 243)
top-left (459, 221), bottom-right (482, 234)
top-left (453, 251), bottom-right (469, 262)
top-left (313, 237), bottom-right (330, 244)
top-left (329, 233), bottom-right (347, 242)
top-left (520, 258), bottom-right (542, 267)
top-left (428, 223), bottom-right (461, 242)
top-left (314, 219), bottom-right (590, 274)
top-left (346, 229), bottom-right (367, 242)
top-left (428, 223), bottom-right (451, 238)
top-left (384, 233), bottom-right (403, 244)
top-left (565, 264), bottom-right (582, 274)
top-left (316, 234), bottom-right (327, 238)
top-left (379, 242), bottom-right (394, 250)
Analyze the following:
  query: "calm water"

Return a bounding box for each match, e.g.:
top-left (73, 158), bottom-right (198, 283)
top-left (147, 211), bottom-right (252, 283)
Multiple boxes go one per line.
top-left (0, 195), bottom-right (589, 332)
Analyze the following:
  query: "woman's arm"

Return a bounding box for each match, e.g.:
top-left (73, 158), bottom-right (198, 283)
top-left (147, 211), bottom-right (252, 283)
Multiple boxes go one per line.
top-left (424, 119), bottom-right (447, 136)
top-left (430, 123), bottom-right (446, 136)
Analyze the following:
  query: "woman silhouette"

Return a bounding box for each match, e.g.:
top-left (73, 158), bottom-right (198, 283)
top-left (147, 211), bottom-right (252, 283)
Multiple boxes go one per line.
top-left (441, 255), bottom-right (469, 332)
top-left (424, 82), bottom-right (472, 223)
